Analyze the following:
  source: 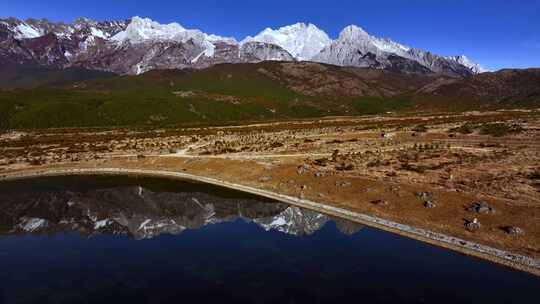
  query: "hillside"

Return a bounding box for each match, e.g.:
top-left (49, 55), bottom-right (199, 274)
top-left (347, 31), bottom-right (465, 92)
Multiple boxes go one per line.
top-left (414, 68), bottom-right (540, 109)
top-left (0, 62), bottom-right (538, 130)
top-left (0, 63), bottom-right (116, 89)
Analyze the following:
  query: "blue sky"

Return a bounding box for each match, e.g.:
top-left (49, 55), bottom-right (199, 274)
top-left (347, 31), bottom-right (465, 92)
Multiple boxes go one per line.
top-left (2, 0), bottom-right (539, 70)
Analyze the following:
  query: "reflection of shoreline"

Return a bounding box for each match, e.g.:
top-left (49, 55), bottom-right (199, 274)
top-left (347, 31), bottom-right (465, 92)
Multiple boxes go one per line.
top-left (1, 167), bottom-right (539, 276)
top-left (1, 182), bottom-right (362, 239)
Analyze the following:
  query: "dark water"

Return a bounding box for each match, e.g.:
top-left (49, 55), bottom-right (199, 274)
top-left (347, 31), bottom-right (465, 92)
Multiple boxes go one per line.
top-left (0, 176), bottom-right (537, 304)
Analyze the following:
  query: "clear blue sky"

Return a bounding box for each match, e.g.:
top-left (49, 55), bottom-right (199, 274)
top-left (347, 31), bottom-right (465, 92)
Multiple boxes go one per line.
top-left (2, 0), bottom-right (539, 70)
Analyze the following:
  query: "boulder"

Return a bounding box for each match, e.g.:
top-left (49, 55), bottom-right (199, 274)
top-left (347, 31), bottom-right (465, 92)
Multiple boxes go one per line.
top-left (466, 202), bottom-right (495, 214)
top-left (424, 201), bottom-right (436, 208)
top-left (371, 199), bottom-right (389, 206)
top-left (465, 218), bottom-right (481, 232)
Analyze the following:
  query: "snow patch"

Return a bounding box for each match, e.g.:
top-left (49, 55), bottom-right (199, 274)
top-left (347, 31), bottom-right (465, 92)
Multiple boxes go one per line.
top-left (94, 219), bottom-right (112, 229)
top-left (191, 51), bottom-right (206, 63)
top-left (135, 63), bottom-right (144, 75)
top-left (270, 216), bottom-right (287, 226)
top-left (138, 219), bottom-right (152, 231)
top-left (14, 23), bottom-right (43, 39)
top-left (90, 27), bottom-right (107, 39)
top-left (18, 217), bottom-right (49, 232)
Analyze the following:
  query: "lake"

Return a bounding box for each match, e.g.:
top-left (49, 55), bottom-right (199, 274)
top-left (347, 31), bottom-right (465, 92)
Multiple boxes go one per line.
top-left (0, 175), bottom-right (537, 303)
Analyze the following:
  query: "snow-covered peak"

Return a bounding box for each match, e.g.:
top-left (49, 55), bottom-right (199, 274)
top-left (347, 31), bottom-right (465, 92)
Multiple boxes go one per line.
top-left (337, 25), bottom-right (410, 54)
top-left (446, 55), bottom-right (488, 73)
top-left (112, 16), bottom-right (188, 43)
top-left (242, 22), bottom-right (331, 60)
top-left (338, 25), bottom-right (370, 41)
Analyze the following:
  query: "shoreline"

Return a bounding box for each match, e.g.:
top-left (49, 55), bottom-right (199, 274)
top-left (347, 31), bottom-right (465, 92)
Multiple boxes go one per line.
top-left (1, 167), bottom-right (540, 276)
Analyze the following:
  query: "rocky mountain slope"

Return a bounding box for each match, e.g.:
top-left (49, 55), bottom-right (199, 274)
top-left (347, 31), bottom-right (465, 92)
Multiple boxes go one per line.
top-left (0, 16), bottom-right (486, 76)
top-left (312, 25), bottom-right (483, 77)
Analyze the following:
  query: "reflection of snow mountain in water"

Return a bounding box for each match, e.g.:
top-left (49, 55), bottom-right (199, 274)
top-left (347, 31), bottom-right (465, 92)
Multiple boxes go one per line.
top-left (254, 207), bottom-right (328, 236)
top-left (0, 185), bottom-right (363, 239)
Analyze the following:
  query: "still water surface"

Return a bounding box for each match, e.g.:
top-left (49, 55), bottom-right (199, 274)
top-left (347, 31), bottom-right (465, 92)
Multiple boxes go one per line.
top-left (0, 175), bottom-right (537, 303)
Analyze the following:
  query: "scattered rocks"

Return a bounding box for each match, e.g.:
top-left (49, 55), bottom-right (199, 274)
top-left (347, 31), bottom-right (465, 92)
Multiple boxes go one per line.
top-left (466, 202), bottom-right (495, 214)
top-left (335, 181), bottom-right (352, 187)
top-left (371, 199), bottom-right (389, 206)
top-left (416, 191), bottom-right (436, 208)
top-left (465, 218), bottom-right (481, 232)
top-left (259, 176), bottom-right (272, 182)
top-left (424, 201), bottom-right (437, 208)
top-left (503, 226), bottom-right (524, 236)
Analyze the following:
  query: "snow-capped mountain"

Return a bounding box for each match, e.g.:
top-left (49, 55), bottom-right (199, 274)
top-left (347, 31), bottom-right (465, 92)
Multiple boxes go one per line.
top-left (0, 16), bottom-right (486, 76)
top-left (312, 25), bottom-right (486, 77)
top-left (111, 16), bottom-right (237, 59)
top-left (242, 22), bottom-right (331, 60)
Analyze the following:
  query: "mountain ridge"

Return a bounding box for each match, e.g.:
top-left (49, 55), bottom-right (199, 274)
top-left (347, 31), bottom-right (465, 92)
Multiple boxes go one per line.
top-left (0, 16), bottom-right (486, 76)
